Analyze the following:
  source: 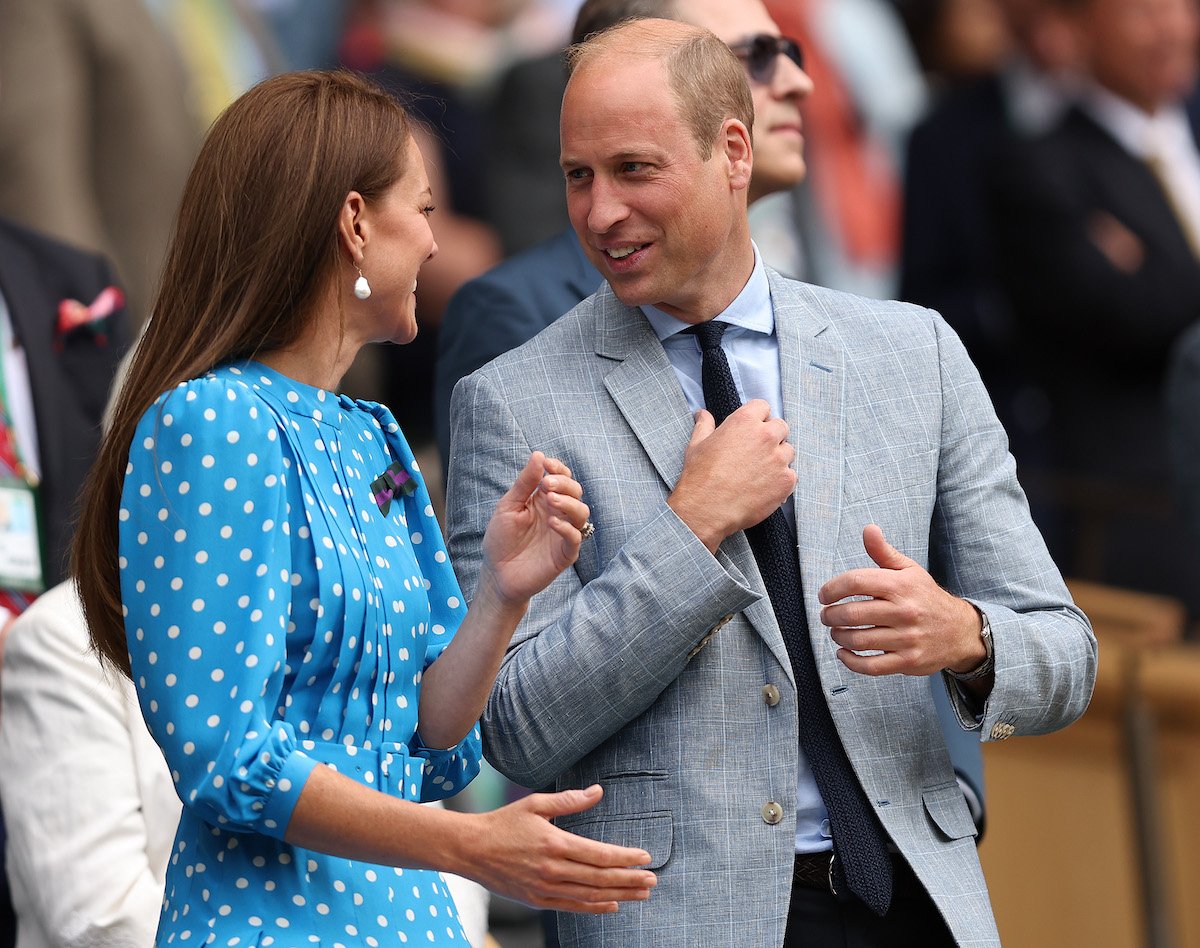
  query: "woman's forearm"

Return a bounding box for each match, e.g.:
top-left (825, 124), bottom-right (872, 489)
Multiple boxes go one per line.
top-left (416, 566), bottom-right (527, 749)
top-left (285, 766), bottom-right (658, 914)
top-left (287, 763), bottom-right (469, 869)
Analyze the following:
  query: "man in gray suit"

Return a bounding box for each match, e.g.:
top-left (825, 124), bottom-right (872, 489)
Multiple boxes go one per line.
top-left (447, 18), bottom-right (1096, 948)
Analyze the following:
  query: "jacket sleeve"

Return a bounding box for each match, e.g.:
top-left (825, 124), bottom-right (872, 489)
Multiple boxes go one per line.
top-left (926, 312), bottom-right (1098, 737)
top-left (446, 370), bottom-right (761, 790)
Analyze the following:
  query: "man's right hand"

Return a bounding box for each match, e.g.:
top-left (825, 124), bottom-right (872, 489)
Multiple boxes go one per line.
top-left (667, 400), bottom-right (797, 553)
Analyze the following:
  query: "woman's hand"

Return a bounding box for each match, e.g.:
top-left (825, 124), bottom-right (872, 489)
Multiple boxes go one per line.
top-left (481, 451), bottom-right (589, 606)
top-left (461, 785), bottom-right (656, 913)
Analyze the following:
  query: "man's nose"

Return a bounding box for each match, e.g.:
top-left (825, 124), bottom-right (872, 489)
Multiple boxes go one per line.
top-left (586, 178), bottom-right (630, 233)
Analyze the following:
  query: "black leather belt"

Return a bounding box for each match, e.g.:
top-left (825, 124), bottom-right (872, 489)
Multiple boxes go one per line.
top-left (793, 850), bottom-right (913, 900)
top-left (793, 851), bottom-right (840, 896)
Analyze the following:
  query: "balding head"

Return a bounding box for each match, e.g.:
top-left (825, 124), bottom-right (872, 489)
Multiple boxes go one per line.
top-left (566, 18), bottom-right (754, 160)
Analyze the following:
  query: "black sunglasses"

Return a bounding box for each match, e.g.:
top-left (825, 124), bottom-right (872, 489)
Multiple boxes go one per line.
top-left (728, 34), bottom-right (805, 84)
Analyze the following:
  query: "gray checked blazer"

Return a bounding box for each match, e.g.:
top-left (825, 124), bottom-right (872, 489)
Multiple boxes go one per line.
top-left (445, 270), bottom-right (1097, 948)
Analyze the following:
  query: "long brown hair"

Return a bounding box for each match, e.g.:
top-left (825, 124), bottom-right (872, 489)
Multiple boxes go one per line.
top-left (74, 70), bottom-right (413, 677)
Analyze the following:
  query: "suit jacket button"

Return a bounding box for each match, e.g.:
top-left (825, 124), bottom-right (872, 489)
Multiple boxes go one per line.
top-left (762, 684), bottom-right (781, 707)
top-left (761, 801), bottom-right (784, 825)
top-left (990, 722), bottom-right (1016, 740)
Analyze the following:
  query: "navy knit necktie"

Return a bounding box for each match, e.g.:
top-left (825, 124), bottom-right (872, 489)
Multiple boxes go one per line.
top-left (689, 320), bottom-right (894, 915)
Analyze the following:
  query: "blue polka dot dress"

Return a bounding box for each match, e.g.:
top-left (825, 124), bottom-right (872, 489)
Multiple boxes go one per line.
top-left (119, 361), bottom-right (481, 946)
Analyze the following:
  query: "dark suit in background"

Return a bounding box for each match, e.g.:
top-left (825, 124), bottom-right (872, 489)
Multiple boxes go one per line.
top-left (0, 218), bottom-right (132, 947)
top-left (901, 66), bottom-right (1073, 555)
top-left (902, 75), bottom-right (1026, 427)
top-left (989, 105), bottom-right (1200, 612)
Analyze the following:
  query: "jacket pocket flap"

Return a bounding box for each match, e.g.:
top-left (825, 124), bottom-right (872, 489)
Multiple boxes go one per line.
top-left (559, 812), bottom-right (674, 870)
top-left (921, 782), bottom-right (978, 841)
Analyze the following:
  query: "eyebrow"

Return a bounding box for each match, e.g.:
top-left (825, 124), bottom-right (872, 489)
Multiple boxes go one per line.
top-left (561, 150), bottom-right (658, 170)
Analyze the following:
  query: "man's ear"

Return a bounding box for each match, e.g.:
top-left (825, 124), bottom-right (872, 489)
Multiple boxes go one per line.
top-left (722, 119), bottom-right (753, 193)
top-left (336, 190), bottom-right (368, 262)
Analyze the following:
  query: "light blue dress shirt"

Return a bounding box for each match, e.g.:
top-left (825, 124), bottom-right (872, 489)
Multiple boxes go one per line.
top-left (642, 245), bottom-right (833, 854)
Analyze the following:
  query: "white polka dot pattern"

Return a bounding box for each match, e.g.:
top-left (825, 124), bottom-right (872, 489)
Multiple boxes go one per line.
top-left (119, 362), bottom-right (476, 945)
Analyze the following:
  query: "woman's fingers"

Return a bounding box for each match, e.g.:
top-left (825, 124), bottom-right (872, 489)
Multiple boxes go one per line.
top-left (541, 455), bottom-right (573, 479)
top-left (543, 492), bottom-right (590, 527)
top-left (539, 472), bottom-right (584, 501)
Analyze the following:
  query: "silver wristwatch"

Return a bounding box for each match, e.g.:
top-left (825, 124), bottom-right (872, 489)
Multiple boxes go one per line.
top-left (947, 612), bottom-right (993, 682)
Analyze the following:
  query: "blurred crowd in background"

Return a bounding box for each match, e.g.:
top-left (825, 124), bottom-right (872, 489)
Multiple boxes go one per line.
top-left (0, 0), bottom-right (1198, 941)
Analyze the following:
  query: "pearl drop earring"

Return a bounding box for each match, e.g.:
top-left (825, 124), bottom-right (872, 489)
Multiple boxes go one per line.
top-left (353, 265), bottom-right (372, 300)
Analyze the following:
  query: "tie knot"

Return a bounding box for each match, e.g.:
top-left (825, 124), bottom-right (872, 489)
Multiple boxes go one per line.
top-left (688, 320), bottom-right (727, 352)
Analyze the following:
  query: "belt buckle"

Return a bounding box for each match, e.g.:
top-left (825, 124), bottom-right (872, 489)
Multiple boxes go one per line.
top-left (827, 851), bottom-right (838, 898)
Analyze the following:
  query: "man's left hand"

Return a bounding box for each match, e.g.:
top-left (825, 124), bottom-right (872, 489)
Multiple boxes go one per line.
top-left (818, 524), bottom-right (987, 677)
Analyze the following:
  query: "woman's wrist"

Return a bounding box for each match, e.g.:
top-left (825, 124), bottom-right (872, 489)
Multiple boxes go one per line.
top-left (472, 565), bottom-right (531, 622)
top-left (433, 809), bottom-right (485, 881)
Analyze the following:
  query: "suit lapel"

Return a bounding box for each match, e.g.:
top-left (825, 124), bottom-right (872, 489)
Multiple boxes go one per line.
top-left (596, 288), bottom-right (694, 490)
top-left (771, 272), bottom-right (846, 678)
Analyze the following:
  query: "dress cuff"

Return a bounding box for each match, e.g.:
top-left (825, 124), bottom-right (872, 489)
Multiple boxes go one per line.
top-left (258, 747), bottom-right (318, 839)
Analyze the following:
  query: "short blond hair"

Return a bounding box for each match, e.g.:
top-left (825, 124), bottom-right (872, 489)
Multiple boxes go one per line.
top-left (566, 18), bottom-right (755, 158)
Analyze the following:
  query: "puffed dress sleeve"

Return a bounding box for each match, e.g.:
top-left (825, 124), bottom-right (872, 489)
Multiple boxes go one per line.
top-left (373, 407), bottom-right (479, 800)
top-left (120, 378), bottom-right (316, 838)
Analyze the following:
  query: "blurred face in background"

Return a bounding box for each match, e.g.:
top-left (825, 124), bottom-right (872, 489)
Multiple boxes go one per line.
top-left (686, 0), bottom-right (815, 202)
top-left (1075, 0), bottom-right (1200, 111)
top-left (934, 0), bottom-right (1013, 78)
top-left (997, 0), bottom-right (1080, 72)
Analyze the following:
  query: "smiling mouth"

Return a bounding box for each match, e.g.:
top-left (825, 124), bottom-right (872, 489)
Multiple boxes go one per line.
top-left (606, 243), bottom-right (649, 259)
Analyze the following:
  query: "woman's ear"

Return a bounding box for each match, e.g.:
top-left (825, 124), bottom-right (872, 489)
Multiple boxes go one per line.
top-left (337, 190), bottom-right (368, 262)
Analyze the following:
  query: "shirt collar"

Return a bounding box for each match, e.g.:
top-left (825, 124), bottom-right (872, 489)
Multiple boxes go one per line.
top-left (641, 242), bottom-right (772, 342)
top-left (1080, 81), bottom-right (1192, 159)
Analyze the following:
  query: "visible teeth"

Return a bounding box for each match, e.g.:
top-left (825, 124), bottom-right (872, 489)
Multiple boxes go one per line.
top-left (412, 280), bottom-right (418, 293)
top-left (607, 245), bottom-right (640, 259)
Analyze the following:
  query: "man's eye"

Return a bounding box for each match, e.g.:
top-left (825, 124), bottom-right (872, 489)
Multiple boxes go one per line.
top-left (622, 162), bottom-right (647, 173)
top-left (565, 168), bottom-right (591, 182)
top-left (422, 205), bottom-right (436, 217)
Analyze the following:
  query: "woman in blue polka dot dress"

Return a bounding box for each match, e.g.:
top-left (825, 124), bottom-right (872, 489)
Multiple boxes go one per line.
top-left (73, 71), bottom-right (656, 946)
